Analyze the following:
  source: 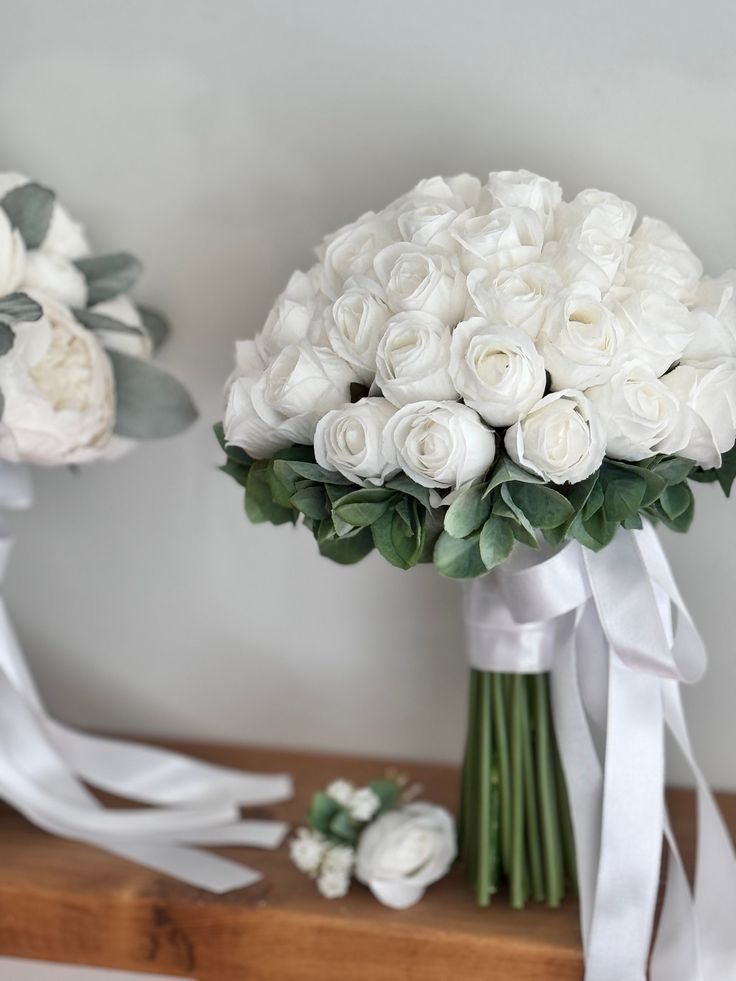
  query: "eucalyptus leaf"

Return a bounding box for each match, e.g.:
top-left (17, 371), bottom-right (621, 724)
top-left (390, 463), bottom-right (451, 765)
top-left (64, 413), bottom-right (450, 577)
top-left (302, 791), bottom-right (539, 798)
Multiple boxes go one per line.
top-left (245, 463), bottom-right (295, 525)
top-left (308, 792), bottom-right (340, 834)
top-left (291, 484), bottom-right (328, 521)
top-left (219, 458), bottom-right (250, 487)
top-left (214, 422), bottom-right (254, 465)
top-left (329, 809), bottom-right (359, 845)
top-left (368, 778), bottom-right (402, 813)
top-left (602, 475), bottom-right (645, 522)
top-left (372, 505), bottom-right (423, 569)
top-left (138, 305), bottom-right (170, 350)
top-left (498, 483), bottom-right (538, 546)
top-left (651, 456), bottom-right (695, 485)
top-left (73, 308), bottom-right (146, 338)
top-left (0, 323), bottom-right (14, 357)
top-left (1, 182), bottom-right (54, 248)
top-left (434, 531), bottom-right (486, 579)
top-left (333, 488), bottom-right (396, 527)
top-left (284, 460), bottom-right (352, 485)
top-left (318, 526), bottom-right (374, 564)
top-left (484, 457), bottom-right (543, 497)
top-left (108, 350), bottom-right (198, 439)
top-left (660, 482), bottom-right (693, 521)
top-left (444, 483), bottom-right (493, 539)
top-left (75, 252), bottom-right (144, 304)
top-left (479, 516), bottom-right (515, 570)
top-left (0, 292), bottom-right (43, 325)
top-left (606, 460), bottom-right (665, 507)
top-left (384, 473), bottom-right (432, 507)
top-left (508, 482), bottom-right (574, 529)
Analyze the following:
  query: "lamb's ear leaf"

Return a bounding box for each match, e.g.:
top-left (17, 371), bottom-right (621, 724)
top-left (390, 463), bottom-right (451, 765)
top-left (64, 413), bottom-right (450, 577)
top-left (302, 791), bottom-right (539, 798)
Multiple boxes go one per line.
top-left (0, 324), bottom-right (14, 357)
top-left (73, 308), bottom-right (147, 338)
top-left (75, 252), bottom-right (143, 304)
top-left (108, 349), bottom-right (197, 439)
top-left (0, 292), bottom-right (43, 325)
top-left (137, 305), bottom-right (170, 351)
top-left (1, 182), bottom-right (54, 248)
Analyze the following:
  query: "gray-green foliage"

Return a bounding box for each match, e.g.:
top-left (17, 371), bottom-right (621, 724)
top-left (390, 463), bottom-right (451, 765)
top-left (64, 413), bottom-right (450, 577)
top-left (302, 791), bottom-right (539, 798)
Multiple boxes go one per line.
top-left (307, 778), bottom-right (402, 846)
top-left (216, 422), bottom-right (731, 579)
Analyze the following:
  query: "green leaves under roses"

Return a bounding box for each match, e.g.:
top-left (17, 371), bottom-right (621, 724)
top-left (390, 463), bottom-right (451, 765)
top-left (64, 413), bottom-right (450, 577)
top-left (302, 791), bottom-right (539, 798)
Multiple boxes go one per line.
top-left (307, 778), bottom-right (402, 846)
top-left (216, 422), bottom-right (734, 579)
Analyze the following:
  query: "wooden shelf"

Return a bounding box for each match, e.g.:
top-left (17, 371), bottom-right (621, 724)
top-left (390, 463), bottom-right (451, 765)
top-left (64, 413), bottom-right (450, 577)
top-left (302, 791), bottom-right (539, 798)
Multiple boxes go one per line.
top-left (0, 741), bottom-right (732, 981)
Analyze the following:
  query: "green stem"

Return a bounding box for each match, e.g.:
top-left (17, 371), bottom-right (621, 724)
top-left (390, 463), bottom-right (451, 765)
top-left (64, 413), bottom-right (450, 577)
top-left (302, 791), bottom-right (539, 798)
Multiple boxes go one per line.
top-left (476, 672), bottom-right (492, 906)
top-left (492, 674), bottom-right (511, 877)
top-left (509, 675), bottom-right (527, 908)
top-left (458, 671), bottom-right (477, 863)
top-left (521, 676), bottom-right (545, 902)
top-left (534, 674), bottom-right (564, 906)
top-left (554, 735), bottom-right (578, 893)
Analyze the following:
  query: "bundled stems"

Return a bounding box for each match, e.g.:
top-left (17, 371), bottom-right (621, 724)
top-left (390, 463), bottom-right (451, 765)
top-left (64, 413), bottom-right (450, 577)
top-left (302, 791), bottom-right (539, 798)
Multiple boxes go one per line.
top-left (459, 669), bottom-right (576, 908)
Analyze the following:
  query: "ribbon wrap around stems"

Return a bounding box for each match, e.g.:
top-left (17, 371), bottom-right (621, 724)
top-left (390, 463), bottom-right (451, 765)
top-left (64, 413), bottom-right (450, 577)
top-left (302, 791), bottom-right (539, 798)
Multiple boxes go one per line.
top-left (0, 463), bottom-right (293, 893)
top-left (464, 525), bottom-right (736, 981)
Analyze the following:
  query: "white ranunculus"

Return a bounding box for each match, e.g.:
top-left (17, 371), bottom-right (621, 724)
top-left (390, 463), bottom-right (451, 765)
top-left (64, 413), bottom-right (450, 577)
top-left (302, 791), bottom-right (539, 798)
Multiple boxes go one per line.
top-left (383, 400), bottom-right (496, 490)
top-left (0, 296), bottom-right (114, 465)
top-left (0, 171), bottom-right (90, 259)
top-left (374, 311), bottom-right (456, 406)
top-left (680, 272), bottom-right (736, 365)
top-left (660, 361), bottom-right (736, 469)
top-left (355, 802), bottom-right (456, 910)
top-left (466, 263), bottom-right (561, 339)
top-left (449, 318), bottom-right (546, 427)
top-left (586, 362), bottom-right (683, 462)
top-left (623, 217), bottom-right (703, 303)
top-left (611, 290), bottom-right (696, 376)
top-left (256, 268), bottom-right (330, 359)
top-left (90, 295), bottom-right (153, 359)
top-left (320, 213), bottom-right (395, 299)
top-left (22, 251), bottom-right (87, 308)
top-left (452, 206), bottom-right (544, 276)
top-left (327, 279), bottom-right (390, 384)
top-left (373, 244), bottom-right (466, 324)
top-left (0, 207), bottom-right (26, 295)
top-left (314, 397), bottom-right (397, 486)
top-left (537, 287), bottom-right (623, 390)
top-left (505, 389), bottom-right (605, 484)
top-left (486, 169), bottom-right (562, 235)
top-left (224, 343), bottom-right (354, 459)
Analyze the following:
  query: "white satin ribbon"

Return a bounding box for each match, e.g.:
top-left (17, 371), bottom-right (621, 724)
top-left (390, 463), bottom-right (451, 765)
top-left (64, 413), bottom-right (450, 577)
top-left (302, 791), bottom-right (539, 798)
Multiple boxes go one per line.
top-left (464, 524), bottom-right (736, 981)
top-left (0, 463), bottom-right (292, 893)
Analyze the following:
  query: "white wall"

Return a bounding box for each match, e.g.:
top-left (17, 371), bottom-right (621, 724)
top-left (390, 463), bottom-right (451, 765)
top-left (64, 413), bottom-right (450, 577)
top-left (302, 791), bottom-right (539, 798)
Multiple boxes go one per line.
top-left (2, 0), bottom-right (735, 788)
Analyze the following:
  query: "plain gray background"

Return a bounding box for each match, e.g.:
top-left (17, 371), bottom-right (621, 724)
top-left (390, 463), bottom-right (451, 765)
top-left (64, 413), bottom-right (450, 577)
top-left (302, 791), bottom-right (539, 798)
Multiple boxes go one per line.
top-left (2, 0), bottom-right (735, 795)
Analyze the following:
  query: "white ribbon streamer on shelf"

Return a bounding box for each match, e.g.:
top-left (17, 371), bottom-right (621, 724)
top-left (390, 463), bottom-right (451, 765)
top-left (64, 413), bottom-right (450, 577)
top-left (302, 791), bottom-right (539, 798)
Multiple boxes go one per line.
top-left (463, 524), bottom-right (736, 981)
top-left (0, 463), bottom-right (293, 893)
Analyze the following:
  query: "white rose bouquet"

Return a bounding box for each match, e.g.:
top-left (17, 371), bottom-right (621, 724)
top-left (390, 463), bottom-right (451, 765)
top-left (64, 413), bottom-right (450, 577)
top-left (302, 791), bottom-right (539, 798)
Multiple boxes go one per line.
top-left (219, 171), bottom-right (736, 974)
top-left (0, 173), bottom-right (196, 464)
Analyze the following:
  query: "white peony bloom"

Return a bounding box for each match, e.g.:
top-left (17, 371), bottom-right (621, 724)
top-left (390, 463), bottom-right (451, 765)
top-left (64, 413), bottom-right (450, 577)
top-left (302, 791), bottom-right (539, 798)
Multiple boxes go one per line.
top-left (320, 213), bottom-right (395, 299)
top-left (586, 362), bottom-right (683, 462)
top-left (326, 779), bottom-right (356, 807)
top-left (355, 802), bottom-right (456, 910)
top-left (374, 311), bottom-right (456, 406)
top-left (537, 287), bottom-right (623, 390)
top-left (256, 268), bottom-right (330, 359)
top-left (89, 294), bottom-right (153, 359)
top-left (327, 279), bottom-right (390, 383)
top-left (623, 217), bottom-right (703, 303)
top-left (660, 361), bottom-right (736, 469)
top-left (0, 207), bottom-right (26, 295)
top-left (317, 866), bottom-right (351, 900)
top-left (505, 389), bottom-right (605, 484)
top-left (22, 251), bottom-right (88, 308)
top-left (289, 828), bottom-right (328, 876)
top-left (486, 169), bottom-right (562, 235)
top-left (449, 318), bottom-right (546, 427)
top-left (612, 290), bottom-right (696, 377)
top-left (452, 206), bottom-right (544, 276)
top-left (0, 295), bottom-right (114, 465)
top-left (466, 263), bottom-right (561, 339)
top-left (383, 400), bottom-right (496, 490)
top-left (224, 343), bottom-right (354, 459)
top-left (348, 787), bottom-right (382, 823)
top-left (373, 244), bottom-right (466, 324)
top-left (314, 397), bottom-right (398, 486)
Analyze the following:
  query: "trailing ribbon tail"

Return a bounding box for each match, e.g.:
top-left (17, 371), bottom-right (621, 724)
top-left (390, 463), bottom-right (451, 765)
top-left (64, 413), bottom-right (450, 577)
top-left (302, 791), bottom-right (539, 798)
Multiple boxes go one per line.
top-left (0, 463), bottom-right (292, 893)
top-left (464, 524), bottom-right (736, 981)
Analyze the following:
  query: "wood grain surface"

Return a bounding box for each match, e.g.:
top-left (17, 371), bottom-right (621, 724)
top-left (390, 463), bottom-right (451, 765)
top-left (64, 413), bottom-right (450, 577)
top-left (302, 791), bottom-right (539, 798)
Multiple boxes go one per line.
top-left (0, 740), bottom-right (732, 981)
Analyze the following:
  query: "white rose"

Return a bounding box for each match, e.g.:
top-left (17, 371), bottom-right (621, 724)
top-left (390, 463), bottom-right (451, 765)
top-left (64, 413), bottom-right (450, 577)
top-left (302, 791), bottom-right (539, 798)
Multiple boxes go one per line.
top-left (505, 389), bottom-right (605, 484)
top-left (537, 287), bottom-right (623, 389)
top-left (486, 169), bottom-right (562, 235)
top-left (391, 175), bottom-right (478, 251)
top-left (0, 296), bottom-right (114, 465)
top-left (0, 207), bottom-right (26, 295)
top-left (355, 802), bottom-right (456, 910)
top-left (224, 343), bottom-right (354, 459)
top-left (660, 361), bottom-right (736, 469)
top-left (0, 171), bottom-right (90, 260)
top-left (256, 268), bottom-right (330, 359)
top-left (88, 294), bottom-right (153, 359)
top-left (383, 400), bottom-right (496, 490)
top-left (314, 397), bottom-right (397, 486)
top-left (623, 217), bottom-right (703, 303)
top-left (680, 272), bottom-right (736, 365)
top-left (374, 311), bottom-right (456, 406)
top-left (319, 213), bottom-right (395, 299)
top-left (554, 188), bottom-right (637, 241)
top-left (449, 318), bottom-right (546, 427)
top-left (327, 279), bottom-right (390, 383)
top-left (373, 244), bottom-right (466, 324)
top-left (466, 263), bottom-right (561, 339)
top-left (586, 363), bottom-right (683, 462)
top-left (550, 189), bottom-right (636, 291)
top-left (452, 206), bottom-right (544, 276)
top-left (22, 251), bottom-right (87, 308)
top-left (611, 290), bottom-right (696, 376)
